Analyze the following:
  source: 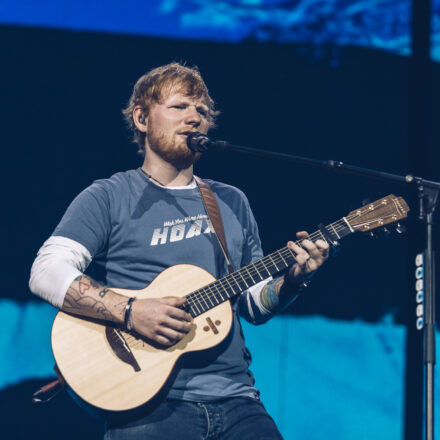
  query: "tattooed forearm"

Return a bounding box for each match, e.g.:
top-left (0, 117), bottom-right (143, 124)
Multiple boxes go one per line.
top-left (260, 278), bottom-right (284, 311)
top-left (61, 275), bottom-right (127, 324)
top-left (260, 275), bottom-right (300, 313)
top-left (99, 288), bottom-right (110, 298)
top-left (63, 289), bottom-right (114, 321)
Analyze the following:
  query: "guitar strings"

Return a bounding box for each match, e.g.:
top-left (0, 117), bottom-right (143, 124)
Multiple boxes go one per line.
top-left (124, 225), bottom-right (338, 346)
top-left (124, 225), bottom-right (345, 347)
top-left (145, 213), bottom-right (363, 323)
top-left (184, 222), bottom-right (348, 310)
top-left (181, 216), bottom-right (355, 312)
top-left (183, 206), bottom-right (397, 311)
top-left (125, 205), bottom-right (396, 347)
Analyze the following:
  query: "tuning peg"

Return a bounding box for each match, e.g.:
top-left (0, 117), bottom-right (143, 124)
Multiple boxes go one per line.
top-left (369, 227), bottom-right (390, 240)
top-left (395, 222), bottom-right (406, 234)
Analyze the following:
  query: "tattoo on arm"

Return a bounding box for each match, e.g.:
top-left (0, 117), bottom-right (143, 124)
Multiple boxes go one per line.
top-left (260, 276), bottom-right (299, 313)
top-left (63, 288), bottom-right (114, 322)
top-left (260, 278), bottom-right (284, 311)
top-left (99, 288), bottom-right (110, 298)
top-left (62, 275), bottom-right (126, 324)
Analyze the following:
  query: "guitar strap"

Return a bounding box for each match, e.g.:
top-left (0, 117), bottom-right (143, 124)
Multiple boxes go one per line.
top-left (194, 176), bottom-right (234, 275)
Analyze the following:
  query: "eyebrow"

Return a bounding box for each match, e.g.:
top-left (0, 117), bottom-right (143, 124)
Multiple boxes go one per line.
top-left (196, 104), bottom-right (209, 112)
top-left (169, 98), bottom-right (209, 112)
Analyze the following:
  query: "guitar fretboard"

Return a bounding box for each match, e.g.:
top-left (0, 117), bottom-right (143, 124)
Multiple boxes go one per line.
top-left (184, 217), bottom-right (353, 317)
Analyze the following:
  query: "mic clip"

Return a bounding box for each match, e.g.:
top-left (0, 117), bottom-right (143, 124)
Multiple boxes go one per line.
top-left (187, 132), bottom-right (228, 153)
top-left (187, 132), bottom-right (210, 152)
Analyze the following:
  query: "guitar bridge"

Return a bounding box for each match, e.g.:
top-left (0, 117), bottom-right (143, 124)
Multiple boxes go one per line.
top-left (105, 326), bottom-right (141, 372)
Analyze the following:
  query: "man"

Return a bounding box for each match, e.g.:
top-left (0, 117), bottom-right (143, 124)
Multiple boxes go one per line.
top-left (30, 63), bottom-right (329, 439)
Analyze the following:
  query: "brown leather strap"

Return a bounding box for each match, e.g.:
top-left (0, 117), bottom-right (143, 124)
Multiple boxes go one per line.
top-left (31, 365), bottom-right (66, 405)
top-left (194, 176), bottom-right (234, 274)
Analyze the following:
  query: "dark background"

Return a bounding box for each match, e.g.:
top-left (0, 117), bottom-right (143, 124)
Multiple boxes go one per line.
top-left (1, 22), bottom-right (439, 438)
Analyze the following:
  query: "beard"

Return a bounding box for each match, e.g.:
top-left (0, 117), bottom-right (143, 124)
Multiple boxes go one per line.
top-left (147, 127), bottom-right (202, 170)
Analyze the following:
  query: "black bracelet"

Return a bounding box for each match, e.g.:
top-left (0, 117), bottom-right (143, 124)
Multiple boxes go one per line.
top-left (124, 297), bottom-right (136, 331)
top-left (284, 272), bottom-right (312, 292)
top-left (296, 279), bottom-right (312, 292)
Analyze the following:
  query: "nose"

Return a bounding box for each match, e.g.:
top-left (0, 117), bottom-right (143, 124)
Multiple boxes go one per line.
top-left (184, 106), bottom-right (201, 126)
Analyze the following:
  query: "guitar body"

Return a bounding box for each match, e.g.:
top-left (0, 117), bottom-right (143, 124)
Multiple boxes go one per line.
top-left (50, 194), bottom-right (410, 412)
top-left (51, 264), bottom-right (233, 411)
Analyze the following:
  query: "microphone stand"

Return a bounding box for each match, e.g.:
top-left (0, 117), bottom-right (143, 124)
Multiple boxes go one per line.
top-left (211, 140), bottom-right (439, 439)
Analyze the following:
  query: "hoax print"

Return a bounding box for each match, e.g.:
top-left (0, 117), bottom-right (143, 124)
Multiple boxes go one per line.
top-left (150, 214), bottom-right (213, 246)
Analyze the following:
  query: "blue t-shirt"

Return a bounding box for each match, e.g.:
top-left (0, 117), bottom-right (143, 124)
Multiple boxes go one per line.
top-left (53, 168), bottom-right (264, 401)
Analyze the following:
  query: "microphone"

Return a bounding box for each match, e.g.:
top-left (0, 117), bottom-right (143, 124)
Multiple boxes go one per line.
top-left (187, 132), bottom-right (228, 153)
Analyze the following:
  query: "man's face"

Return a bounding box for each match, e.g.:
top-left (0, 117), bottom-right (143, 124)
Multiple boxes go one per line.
top-left (146, 91), bottom-right (210, 170)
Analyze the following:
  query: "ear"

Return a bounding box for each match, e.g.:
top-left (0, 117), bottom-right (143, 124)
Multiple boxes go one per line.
top-left (133, 106), bottom-right (147, 133)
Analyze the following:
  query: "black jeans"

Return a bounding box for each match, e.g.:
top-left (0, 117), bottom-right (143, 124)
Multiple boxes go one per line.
top-left (105, 397), bottom-right (283, 440)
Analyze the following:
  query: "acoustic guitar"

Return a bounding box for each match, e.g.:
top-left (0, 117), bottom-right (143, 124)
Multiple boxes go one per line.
top-left (51, 194), bottom-right (409, 411)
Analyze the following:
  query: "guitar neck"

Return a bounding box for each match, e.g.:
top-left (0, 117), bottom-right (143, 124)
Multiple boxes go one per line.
top-left (185, 216), bottom-right (354, 317)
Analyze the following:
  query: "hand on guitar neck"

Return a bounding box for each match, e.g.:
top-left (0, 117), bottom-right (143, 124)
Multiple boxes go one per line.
top-left (61, 274), bottom-right (193, 346)
top-left (288, 230), bottom-right (330, 280)
top-left (258, 231), bottom-right (329, 313)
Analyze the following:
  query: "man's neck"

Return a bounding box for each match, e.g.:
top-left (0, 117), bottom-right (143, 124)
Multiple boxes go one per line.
top-left (141, 150), bottom-right (194, 187)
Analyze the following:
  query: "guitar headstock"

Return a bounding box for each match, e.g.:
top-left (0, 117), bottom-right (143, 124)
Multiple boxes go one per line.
top-left (346, 195), bottom-right (410, 233)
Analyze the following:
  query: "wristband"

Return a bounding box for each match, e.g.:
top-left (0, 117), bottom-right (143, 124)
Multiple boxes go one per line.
top-left (284, 272), bottom-right (311, 292)
top-left (124, 297), bottom-right (136, 331)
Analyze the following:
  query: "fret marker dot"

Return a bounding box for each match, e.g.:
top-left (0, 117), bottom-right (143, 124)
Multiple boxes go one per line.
top-left (203, 326), bottom-right (210, 332)
top-left (215, 320), bottom-right (221, 326)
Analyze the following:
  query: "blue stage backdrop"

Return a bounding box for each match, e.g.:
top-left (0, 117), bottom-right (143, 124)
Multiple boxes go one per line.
top-left (1, 1), bottom-right (439, 439)
top-left (0, 0), bottom-right (439, 62)
top-left (1, 300), bottom-right (437, 440)
top-left (2, 300), bottom-right (440, 438)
